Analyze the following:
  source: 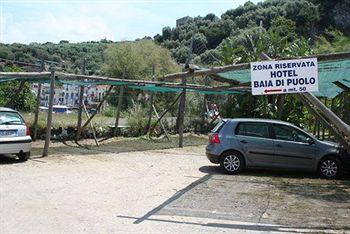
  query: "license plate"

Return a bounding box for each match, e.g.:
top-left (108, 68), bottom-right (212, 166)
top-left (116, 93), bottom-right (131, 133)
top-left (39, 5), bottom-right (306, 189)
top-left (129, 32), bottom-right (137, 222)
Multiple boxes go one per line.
top-left (0, 130), bottom-right (17, 137)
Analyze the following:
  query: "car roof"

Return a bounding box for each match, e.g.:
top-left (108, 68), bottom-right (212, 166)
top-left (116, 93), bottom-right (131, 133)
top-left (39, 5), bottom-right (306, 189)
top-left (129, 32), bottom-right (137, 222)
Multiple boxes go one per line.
top-left (0, 107), bottom-right (17, 112)
top-left (227, 118), bottom-right (294, 126)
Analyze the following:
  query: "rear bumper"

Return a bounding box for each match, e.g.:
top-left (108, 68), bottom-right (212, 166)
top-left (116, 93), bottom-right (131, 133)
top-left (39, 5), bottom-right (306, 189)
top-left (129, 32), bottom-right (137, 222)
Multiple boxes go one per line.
top-left (206, 151), bottom-right (220, 164)
top-left (0, 137), bottom-right (32, 154)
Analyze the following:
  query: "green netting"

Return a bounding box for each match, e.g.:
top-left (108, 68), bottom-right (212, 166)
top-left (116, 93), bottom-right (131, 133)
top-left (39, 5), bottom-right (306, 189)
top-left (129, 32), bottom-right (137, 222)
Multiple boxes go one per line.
top-left (55, 79), bottom-right (243, 95)
top-left (194, 89), bottom-right (242, 95)
top-left (129, 84), bottom-right (180, 93)
top-left (217, 59), bottom-right (350, 98)
top-left (58, 80), bottom-right (242, 94)
top-left (0, 76), bottom-right (243, 95)
top-left (57, 79), bottom-right (128, 86)
top-left (1, 59), bottom-right (349, 97)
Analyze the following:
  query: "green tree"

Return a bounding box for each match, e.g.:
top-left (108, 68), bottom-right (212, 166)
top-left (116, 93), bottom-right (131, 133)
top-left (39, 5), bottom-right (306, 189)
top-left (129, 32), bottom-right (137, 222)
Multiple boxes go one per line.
top-left (0, 66), bottom-right (36, 111)
top-left (103, 39), bottom-right (179, 80)
top-left (162, 27), bottom-right (172, 41)
top-left (103, 40), bottom-right (180, 107)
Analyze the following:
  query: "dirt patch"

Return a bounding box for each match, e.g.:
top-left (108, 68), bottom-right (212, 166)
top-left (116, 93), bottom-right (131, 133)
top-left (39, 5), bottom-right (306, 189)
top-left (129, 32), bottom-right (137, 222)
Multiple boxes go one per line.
top-left (1, 140), bottom-right (349, 233)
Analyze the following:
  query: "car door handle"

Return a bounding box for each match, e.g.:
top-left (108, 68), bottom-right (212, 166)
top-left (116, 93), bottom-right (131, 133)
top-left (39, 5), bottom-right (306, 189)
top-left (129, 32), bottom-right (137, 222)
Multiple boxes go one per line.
top-left (276, 144), bottom-right (282, 147)
top-left (240, 140), bottom-right (248, 144)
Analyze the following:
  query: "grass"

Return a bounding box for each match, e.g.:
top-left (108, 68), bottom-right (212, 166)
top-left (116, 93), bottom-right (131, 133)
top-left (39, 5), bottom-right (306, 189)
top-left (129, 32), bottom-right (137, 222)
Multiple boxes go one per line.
top-left (22, 112), bottom-right (116, 128)
top-left (31, 134), bottom-right (208, 156)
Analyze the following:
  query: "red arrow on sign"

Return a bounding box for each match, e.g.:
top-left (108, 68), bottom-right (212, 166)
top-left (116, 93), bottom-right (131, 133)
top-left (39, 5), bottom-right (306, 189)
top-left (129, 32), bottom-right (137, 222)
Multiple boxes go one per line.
top-left (264, 89), bottom-right (282, 93)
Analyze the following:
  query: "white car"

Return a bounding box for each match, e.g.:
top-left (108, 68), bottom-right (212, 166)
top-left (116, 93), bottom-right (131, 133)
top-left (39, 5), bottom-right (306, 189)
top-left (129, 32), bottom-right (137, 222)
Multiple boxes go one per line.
top-left (0, 107), bottom-right (31, 161)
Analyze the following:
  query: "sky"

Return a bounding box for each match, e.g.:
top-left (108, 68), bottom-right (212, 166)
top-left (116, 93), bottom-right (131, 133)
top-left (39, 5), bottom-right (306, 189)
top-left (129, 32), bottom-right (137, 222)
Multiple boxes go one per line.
top-left (0, 0), bottom-right (261, 44)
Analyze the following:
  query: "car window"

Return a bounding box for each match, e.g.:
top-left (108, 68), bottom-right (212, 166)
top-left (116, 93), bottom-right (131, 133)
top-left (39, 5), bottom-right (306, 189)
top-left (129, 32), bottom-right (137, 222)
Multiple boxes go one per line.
top-left (236, 122), bottom-right (269, 138)
top-left (272, 124), bottom-right (309, 143)
top-left (211, 120), bottom-right (226, 133)
top-left (0, 111), bottom-right (24, 125)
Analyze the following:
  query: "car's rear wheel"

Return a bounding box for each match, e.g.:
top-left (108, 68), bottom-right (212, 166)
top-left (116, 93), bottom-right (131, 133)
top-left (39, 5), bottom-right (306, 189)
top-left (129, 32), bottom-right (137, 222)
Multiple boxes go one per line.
top-left (220, 151), bottom-right (245, 175)
top-left (318, 156), bottom-right (342, 179)
top-left (17, 152), bottom-right (30, 161)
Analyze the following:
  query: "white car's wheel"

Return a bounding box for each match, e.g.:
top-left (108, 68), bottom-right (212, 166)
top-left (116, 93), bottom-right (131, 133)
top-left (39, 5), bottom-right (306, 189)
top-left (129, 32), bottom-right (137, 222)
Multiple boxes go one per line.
top-left (17, 152), bottom-right (30, 161)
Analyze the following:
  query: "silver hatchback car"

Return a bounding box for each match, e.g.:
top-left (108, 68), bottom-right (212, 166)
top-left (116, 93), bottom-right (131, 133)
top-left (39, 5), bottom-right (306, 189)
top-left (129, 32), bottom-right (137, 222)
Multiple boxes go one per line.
top-left (0, 107), bottom-right (32, 161)
top-left (206, 118), bottom-right (350, 179)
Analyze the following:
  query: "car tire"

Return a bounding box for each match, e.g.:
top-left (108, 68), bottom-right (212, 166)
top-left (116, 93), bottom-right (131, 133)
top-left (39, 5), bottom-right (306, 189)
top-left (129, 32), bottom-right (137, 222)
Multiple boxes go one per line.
top-left (318, 156), bottom-right (342, 179)
top-left (17, 152), bottom-right (30, 161)
top-left (220, 151), bottom-right (245, 175)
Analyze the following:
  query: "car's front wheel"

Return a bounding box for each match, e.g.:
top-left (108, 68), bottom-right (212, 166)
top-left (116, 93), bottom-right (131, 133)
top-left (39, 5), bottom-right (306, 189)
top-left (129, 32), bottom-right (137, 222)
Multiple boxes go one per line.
top-left (318, 156), bottom-right (342, 179)
top-left (220, 151), bottom-right (245, 175)
top-left (17, 152), bottom-right (30, 161)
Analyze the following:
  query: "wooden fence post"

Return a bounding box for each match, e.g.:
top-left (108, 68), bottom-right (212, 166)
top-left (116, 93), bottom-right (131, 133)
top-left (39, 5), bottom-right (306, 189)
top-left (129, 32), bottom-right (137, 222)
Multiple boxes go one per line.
top-left (302, 92), bottom-right (350, 138)
top-left (177, 24), bottom-right (196, 148)
top-left (75, 58), bottom-right (86, 142)
top-left (322, 98), bottom-right (327, 139)
top-left (33, 60), bottom-right (45, 141)
top-left (178, 77), bottom-right (187, 148)
top-left (146, 64), bottom-right (155, 134)
top-left (343, 91), bottom-right (350, 125)
top-left (114, 67), bottom-right (127, 136)
top-left (42, 68), bottom-right (55, 157)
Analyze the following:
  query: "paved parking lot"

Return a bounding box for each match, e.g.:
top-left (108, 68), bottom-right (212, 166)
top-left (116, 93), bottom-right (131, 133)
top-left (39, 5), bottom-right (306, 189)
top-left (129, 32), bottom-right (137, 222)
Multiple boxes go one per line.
top-left (1, 140), bottom-right (349, 233)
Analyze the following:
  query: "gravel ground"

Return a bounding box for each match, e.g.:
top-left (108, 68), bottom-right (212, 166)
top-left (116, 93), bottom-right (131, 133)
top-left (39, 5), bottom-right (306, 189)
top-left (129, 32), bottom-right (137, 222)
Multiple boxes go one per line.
top-left (1, 138), bottom-right (349, 233)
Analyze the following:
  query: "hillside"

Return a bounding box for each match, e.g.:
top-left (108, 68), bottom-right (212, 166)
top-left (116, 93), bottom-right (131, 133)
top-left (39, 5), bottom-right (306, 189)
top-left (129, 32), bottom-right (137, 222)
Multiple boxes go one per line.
top-left (0, 0), bottom-right (349, 73)
top-left (154, 0), bottom-right (350, 64)
top-left (0, 40), bottom-right (114, 75)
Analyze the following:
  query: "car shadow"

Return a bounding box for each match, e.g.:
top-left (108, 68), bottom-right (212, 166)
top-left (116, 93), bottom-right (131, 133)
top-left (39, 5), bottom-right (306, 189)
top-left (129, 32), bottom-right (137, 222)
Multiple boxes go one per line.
top-left (199, 165), bottom-right (350, 180)
top-left (199, 165), bottom-right (350, 204)
top-left (118, 168), bottom-right (350, 231)
top-left (0, 154), bottom-right (25, 165)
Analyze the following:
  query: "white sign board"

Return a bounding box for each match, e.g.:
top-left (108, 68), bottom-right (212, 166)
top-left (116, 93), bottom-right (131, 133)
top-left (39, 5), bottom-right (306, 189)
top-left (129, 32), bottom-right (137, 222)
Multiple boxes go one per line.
top-left (250, 58), bottom-right (318, 95)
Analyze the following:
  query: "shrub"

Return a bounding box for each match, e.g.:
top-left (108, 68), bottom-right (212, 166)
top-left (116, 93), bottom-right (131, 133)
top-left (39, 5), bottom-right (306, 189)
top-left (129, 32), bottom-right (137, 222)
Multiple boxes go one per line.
top-left (123, 105), bottom-right (167, 137)
top-left (102, 106), bottom-right (116, 117)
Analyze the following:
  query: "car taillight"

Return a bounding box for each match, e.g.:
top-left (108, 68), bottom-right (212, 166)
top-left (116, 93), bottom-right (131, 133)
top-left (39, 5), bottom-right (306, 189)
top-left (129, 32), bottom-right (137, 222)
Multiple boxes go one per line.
top-left (25, 123), bottom-right (30, 136)
top-left (209, 133), bottom-right (220, 144)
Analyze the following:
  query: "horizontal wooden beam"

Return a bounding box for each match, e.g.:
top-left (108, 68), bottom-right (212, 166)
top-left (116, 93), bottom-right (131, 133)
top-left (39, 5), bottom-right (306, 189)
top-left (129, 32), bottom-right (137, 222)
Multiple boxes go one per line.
top-left (163, 51), bottom-right (350, 81)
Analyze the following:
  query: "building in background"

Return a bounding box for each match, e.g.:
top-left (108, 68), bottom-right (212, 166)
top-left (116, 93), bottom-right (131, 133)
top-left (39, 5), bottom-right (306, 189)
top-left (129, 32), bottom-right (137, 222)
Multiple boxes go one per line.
top-left (176, 16), bottom-right (192, 27)
top-left (31, 84), bottom-right (109, 108)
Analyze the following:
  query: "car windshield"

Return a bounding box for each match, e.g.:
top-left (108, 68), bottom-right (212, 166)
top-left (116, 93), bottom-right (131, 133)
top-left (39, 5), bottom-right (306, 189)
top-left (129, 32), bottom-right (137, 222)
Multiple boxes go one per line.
top-left (211, 120), bottom-right (226, 133)
top-left (0, 111), bottom-right (24, 125)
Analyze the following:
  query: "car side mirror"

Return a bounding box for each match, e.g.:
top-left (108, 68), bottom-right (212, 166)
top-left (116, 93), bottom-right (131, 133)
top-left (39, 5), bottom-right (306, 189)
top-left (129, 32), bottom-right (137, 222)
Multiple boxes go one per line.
top-left (306, 138), bottom-right (314, 145)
